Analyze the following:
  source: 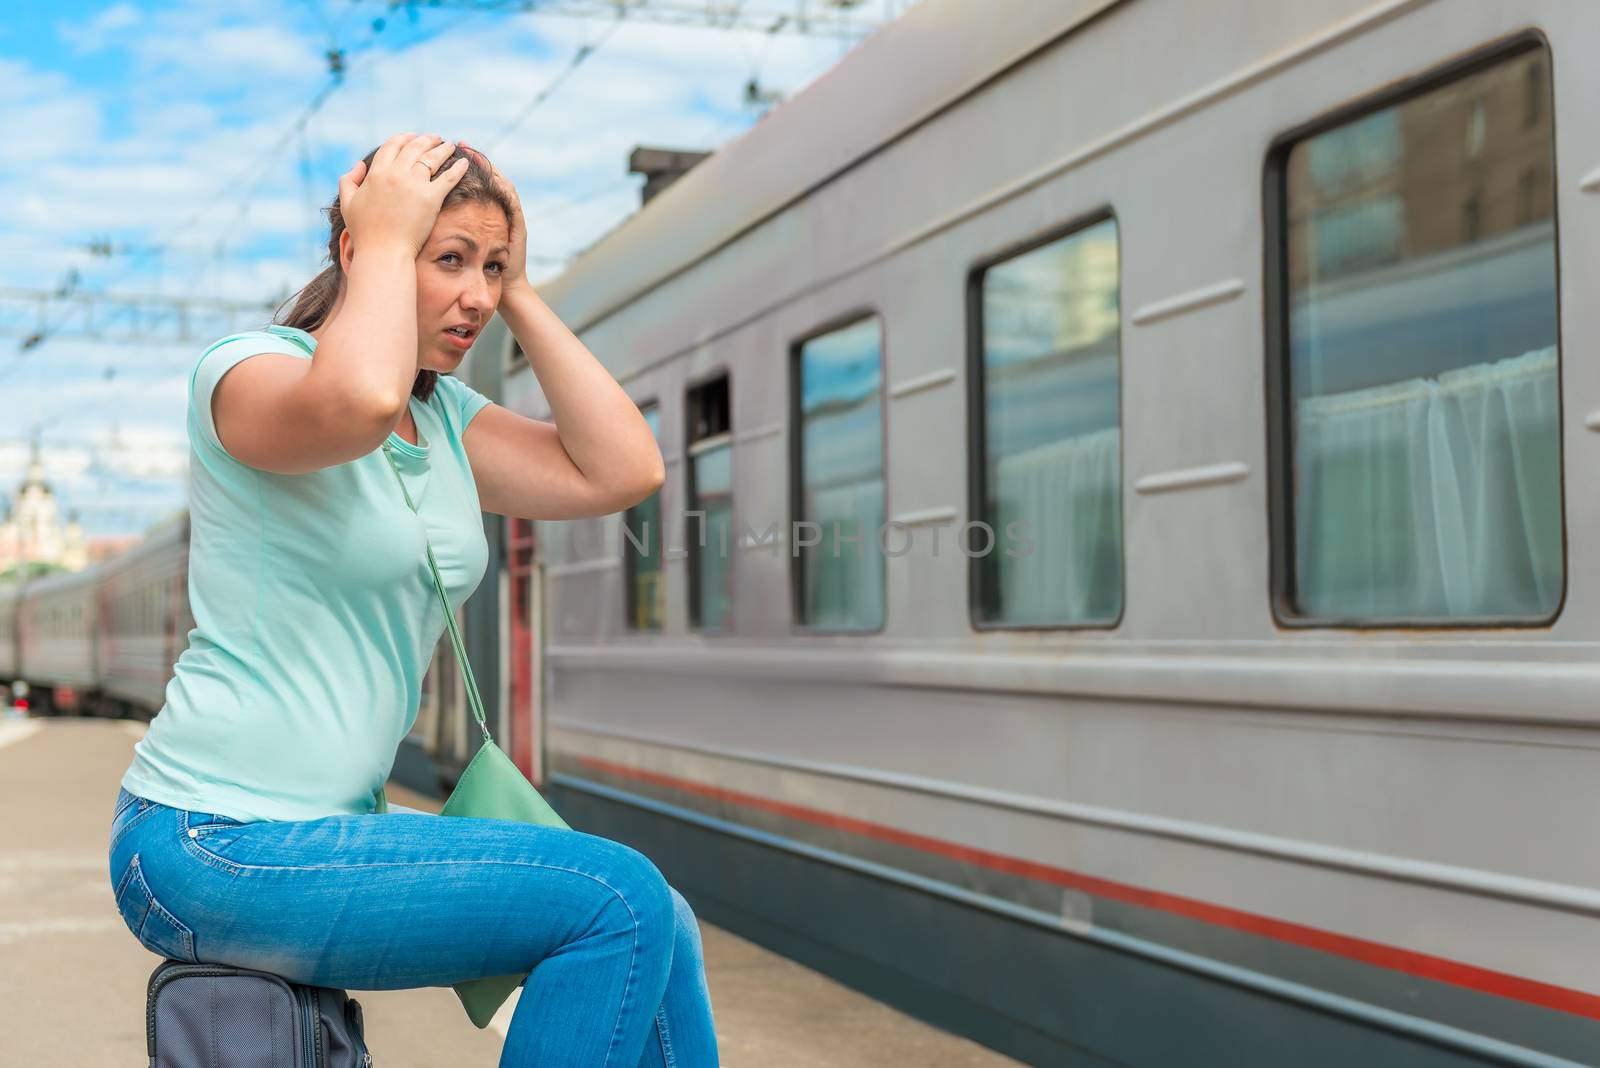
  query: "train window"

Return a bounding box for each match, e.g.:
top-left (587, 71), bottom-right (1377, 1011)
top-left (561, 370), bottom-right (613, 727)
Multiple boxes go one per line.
top-left (623, 403), bottom-right (665, 631)
top-left (1269, 38), bottom-right (1561, 623)
top-left (686, 375), bottom-right (733, 632)
top-left (971, 214), bottom-right (1122, 628)
top-left (790, 315), bottom-right (885, 632)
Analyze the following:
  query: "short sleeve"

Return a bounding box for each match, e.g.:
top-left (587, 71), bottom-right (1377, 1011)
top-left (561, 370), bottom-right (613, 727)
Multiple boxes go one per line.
top-left (189, 331), bottom-right (311, 459)
top-left (434, 372), bottom-right (495, 434)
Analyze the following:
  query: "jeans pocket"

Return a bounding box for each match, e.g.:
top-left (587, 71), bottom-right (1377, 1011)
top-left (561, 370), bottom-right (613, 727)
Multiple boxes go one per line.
top-left (177, 810), bottom-right (249, 876)
top-left (189, 810), bottom-right (245, 832)
top-left (113, 853), bottom-right (198, 964)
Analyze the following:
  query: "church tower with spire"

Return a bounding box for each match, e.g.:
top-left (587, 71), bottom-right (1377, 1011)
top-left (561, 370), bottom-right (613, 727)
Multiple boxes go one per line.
top-left (0, 439), bottom-right (88, 577)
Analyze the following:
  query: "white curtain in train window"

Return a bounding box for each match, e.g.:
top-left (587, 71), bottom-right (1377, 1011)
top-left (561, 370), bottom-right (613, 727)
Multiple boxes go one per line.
top-left (692, 445), bottom-right (734, 631)
top-left (798, 317), bottom-right (884, 630)
top-left (1294, 346), bottom-right (1560, 618)
top-left (991, 427), bottom-right (1121, 624)
top-left (626, 405), bottom-right (666, 630)
top-left (699, 498), bottom-right (734, 629)
top-left (804, 478), bottom-right (885, 629)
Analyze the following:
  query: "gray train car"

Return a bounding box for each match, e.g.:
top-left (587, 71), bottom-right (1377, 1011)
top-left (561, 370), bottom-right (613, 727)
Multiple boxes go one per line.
top-left (17, 564), bottom-right (102, 715)
top-left (0, 580), bottom-right (22, 683)
top-left (95, 512), bottom-right (191, 719)
top-left (467, 0), bottom-right (1600, 1064)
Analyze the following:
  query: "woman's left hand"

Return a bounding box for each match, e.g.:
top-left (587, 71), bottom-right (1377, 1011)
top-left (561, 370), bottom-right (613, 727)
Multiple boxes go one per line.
top-left (459, 140), bottom-right (530, 294)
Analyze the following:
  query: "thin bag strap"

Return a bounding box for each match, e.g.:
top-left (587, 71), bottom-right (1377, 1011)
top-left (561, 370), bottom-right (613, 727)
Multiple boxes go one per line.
top-left (381, 441), bottom-right (493, 748)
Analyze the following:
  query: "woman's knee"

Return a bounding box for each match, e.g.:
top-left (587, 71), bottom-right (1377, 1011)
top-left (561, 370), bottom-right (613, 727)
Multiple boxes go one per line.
top-left (584, 838), bottom-right (675, 944)
top-left (668, 885), bottom-right (704, 961)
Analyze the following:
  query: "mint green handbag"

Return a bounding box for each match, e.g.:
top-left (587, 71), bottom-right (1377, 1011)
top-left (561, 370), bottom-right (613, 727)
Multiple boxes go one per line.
top-left (379, 439), bottom-right (572, 1029)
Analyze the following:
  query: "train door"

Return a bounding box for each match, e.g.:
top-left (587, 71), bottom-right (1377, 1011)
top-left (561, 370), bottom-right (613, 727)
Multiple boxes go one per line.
top-left (505, 516), bottom-right (544, 785)
top-left (163, 563), bottom-right (184, 689)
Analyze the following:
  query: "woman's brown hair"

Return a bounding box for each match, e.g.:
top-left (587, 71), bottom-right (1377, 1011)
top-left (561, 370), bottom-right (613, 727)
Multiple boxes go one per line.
top-left (272, 143), bottom-right (513, 403)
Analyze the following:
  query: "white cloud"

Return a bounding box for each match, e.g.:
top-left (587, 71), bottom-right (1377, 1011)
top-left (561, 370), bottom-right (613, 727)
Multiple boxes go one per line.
top-left (135, 24), bottom-right (322, 84)
top-left (0, 57), bottom-right (104, 153)
top-left (56, 3), bottom-right (143, 55)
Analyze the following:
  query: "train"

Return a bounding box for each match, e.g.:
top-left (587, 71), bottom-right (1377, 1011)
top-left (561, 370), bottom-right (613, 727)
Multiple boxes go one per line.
top-left (0, 505), bottom-right (481, 789)
top-left (7, 0), bottom-right (1599, 1064)
top-left (0, 512), bottom-right (189, 719)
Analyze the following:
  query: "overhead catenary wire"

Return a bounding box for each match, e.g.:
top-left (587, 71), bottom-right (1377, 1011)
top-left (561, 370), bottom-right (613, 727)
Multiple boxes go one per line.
top-left (41, 0), bottom-right (824, 316)
top-left (10, 8), bottom-right (624, 469)
top-left (42, 0), bottom-right (908, 293)
top-left (14, 1), bottom-right (906, 537)
top-left (94, 6), bottom-right (410, 280)
top-left (8, 1), bottom-right (588, 372)
top-left (84, 4), bottom-right (495, 288)
top-left (481, 12), bottom-right (629, 153)
top-left (13, 7), bottom-right (408, 360)
top-left (334, 0), bottom-right (885, 40)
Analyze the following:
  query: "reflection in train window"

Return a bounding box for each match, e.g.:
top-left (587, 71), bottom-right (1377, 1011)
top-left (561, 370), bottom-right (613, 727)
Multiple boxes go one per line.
top-left (792, 316), bottom-right (885, 632)
top-left (1279, 41), bottom-right (1561, 622)
top-left (623, 403), bottom-right (665, 631)
top-left (686, 375), bottom-right (733, 633)
top-left (972, 215), bottom-right (1122, 628)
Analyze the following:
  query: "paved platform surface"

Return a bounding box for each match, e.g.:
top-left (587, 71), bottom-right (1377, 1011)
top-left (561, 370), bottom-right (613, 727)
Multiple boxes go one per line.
top-left (0, 714), bottom-right (1022, 1067)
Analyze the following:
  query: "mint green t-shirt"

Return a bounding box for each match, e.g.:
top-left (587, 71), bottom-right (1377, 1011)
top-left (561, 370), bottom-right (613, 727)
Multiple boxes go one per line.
top-left (120, 324), bottom-right (494, 822)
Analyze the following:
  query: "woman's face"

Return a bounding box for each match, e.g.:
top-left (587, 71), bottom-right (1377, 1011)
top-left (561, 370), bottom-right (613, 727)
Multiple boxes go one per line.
top-left (414, 200), bottom-right (511, 372)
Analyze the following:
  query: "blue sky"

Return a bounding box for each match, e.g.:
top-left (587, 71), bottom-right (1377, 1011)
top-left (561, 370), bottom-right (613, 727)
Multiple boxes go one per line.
top-left (2, 0), bottom-right (883, 540)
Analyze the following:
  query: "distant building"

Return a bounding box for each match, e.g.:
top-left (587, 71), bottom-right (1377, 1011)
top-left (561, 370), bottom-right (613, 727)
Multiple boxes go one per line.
top-left (0, 440), bottom-right (89, 576)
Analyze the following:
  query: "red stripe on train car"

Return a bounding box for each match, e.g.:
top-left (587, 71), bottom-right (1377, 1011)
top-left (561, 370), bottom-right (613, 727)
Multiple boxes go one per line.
top-left (575, 754), bottom-right (1600, 1020)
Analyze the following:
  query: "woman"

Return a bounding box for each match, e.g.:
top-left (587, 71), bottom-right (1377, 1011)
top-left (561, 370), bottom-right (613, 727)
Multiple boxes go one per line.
top-left (107, 132), bottom-right (718, 1067)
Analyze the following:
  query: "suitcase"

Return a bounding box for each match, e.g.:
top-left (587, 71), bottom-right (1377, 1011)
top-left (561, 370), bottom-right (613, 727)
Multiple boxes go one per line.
top-left (146, 959), bottom-right (374, 1067)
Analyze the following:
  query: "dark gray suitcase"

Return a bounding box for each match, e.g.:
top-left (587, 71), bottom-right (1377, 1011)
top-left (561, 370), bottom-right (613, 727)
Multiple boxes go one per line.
top-left (146, 959), bottom-right (373, 1067)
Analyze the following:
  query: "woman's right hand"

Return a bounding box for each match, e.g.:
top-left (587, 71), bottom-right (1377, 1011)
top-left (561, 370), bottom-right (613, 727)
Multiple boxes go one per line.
top-left (338, 132), bottom-right (468, 258)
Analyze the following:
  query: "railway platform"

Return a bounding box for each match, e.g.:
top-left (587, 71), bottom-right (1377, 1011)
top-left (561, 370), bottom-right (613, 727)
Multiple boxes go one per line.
top-left (0, 712), bottom-right (1021, 1067)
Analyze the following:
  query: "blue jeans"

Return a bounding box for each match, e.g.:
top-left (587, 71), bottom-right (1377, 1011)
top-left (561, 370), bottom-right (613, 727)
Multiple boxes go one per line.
top-left (107, 786), bottom-right (718, 1067)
